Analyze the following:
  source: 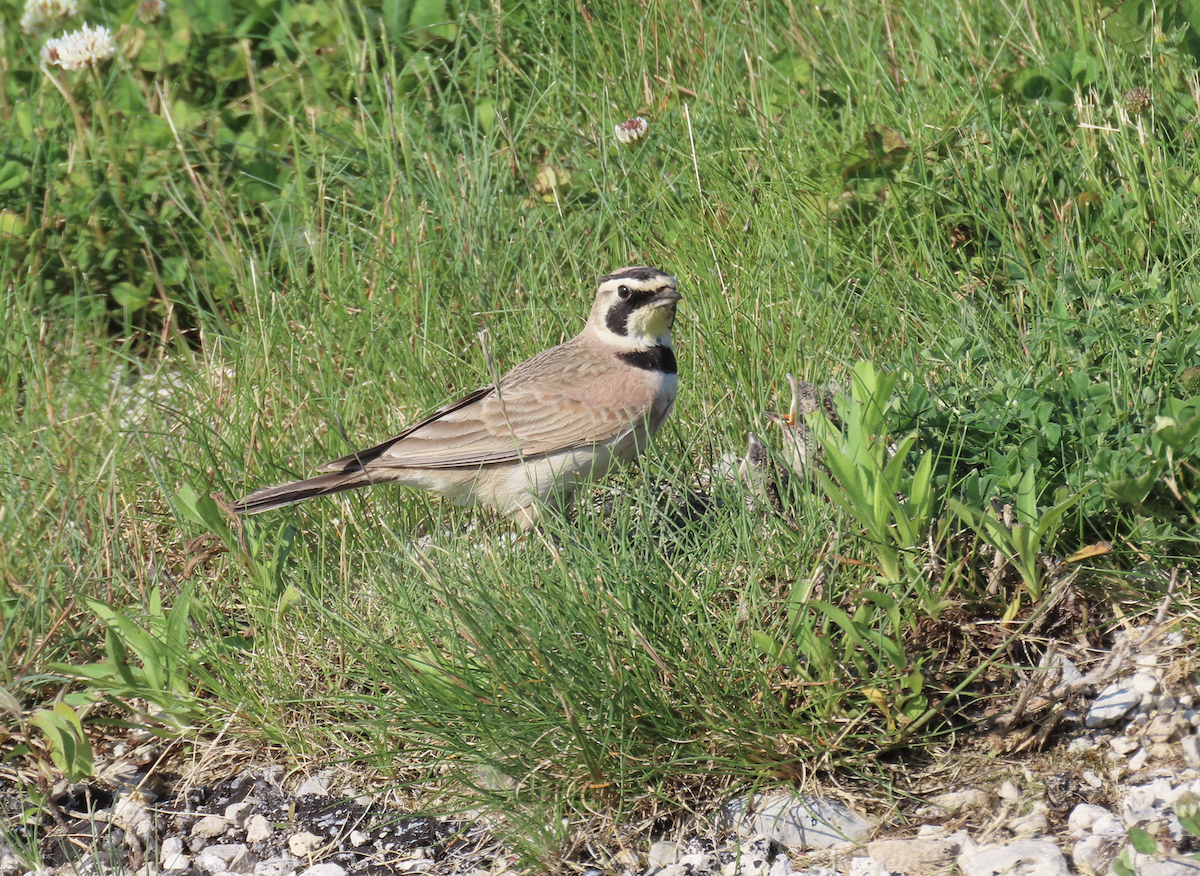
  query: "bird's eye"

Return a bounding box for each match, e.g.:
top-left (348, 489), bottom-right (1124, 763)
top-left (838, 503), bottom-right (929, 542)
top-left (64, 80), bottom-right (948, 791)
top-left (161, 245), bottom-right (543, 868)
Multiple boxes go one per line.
top-left (618, 285), bottom-right (630, 299)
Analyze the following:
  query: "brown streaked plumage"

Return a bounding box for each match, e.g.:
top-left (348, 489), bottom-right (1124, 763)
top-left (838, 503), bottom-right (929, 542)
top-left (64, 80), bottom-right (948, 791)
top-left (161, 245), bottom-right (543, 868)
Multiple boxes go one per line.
top-left (235, 267), bottom-right (682, 528)
top-left (765, 373), bottom-right (841, 476)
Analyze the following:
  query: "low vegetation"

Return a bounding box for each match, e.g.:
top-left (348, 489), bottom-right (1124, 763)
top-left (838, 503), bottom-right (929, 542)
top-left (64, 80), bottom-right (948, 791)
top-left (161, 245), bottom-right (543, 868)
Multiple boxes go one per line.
top-left (3, 0), bottom-right (1199, 864)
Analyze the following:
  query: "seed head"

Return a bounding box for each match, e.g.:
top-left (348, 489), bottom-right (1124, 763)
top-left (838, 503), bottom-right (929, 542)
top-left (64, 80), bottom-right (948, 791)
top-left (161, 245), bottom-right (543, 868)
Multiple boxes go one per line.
top-left (1124, 87), bottom-right (1152, 115)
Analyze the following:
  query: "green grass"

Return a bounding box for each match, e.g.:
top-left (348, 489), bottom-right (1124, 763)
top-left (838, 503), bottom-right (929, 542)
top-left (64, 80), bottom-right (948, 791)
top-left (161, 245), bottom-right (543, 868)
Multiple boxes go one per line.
top-left (4, 0), bottom-right (1200, 861)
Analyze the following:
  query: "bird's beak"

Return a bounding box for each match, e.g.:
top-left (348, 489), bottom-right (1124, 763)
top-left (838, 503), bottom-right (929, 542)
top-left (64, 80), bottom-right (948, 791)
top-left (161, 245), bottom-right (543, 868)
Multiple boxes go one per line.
top-left (653, 286), bottom-right (682, 306)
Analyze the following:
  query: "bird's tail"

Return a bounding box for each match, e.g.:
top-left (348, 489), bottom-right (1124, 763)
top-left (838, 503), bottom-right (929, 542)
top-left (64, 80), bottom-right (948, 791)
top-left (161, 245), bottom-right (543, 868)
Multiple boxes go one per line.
top-left (234, 471), bottom-right (377, 515)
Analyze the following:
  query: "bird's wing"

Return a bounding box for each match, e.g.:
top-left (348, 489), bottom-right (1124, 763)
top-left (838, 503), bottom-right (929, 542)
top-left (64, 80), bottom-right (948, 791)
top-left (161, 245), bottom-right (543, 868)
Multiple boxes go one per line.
top-left (317, 347), bottom-right (654, 472)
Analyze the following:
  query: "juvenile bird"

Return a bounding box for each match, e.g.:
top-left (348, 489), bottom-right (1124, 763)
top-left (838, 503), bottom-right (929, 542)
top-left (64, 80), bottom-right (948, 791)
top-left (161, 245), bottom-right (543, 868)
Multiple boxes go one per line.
top-left (235, 267), bottom-right (682, 529)
top-left (765, 373), bottom-right (840, 476)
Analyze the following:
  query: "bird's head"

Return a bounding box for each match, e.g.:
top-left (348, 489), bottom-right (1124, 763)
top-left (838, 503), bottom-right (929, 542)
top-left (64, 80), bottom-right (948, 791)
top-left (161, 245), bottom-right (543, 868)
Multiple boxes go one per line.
top-left (588, 266), bottom-right (681, 349)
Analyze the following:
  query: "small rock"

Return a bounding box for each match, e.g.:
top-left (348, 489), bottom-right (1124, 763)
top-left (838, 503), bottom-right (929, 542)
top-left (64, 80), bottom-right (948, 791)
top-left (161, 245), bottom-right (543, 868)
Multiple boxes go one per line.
top-left (957, 839), bottom-right (1069, 876)
top-left (1087, 683), bottom-right (1142, 728)
top-left (192, 815), bottom-right (232, 838)
top-left (1083, 771), bottom-right (1104, 788)
top-left (1145, 714), bottom-right (1188, 744)
top-left (678, 853), bottom-right (714, 872)
top-left (1133, 671), bottom-right (1160, 696)
top-left (611, 849), bottom-right (639, 869)
top-left (225, 802), bottom-right (255, 828)
top-left (1149, 742), bottom-right (1177, 763)
top-left (1161, 694), bottom-right (1179, 712)
top-left (847, 859), bottom-right (893, 876)
top-left (767, 854), bottom-right (794, 876)
top-left (253, 858), bottom-right (301, 876)
top-left (113, 792), bottom-right (154, 841)
top-left (1071, 835), bottom-right (1121, 874)
top-left (1052, 656), bottom-right (1083, 686)
top-left (717, 793), bottom-right (876, 849)
top-left (1183, 735), bottom-right (1200, 768)
top-left (295, 777), bottom-right (331, 797)
top-left (997, 780), bottom-right (1020, 801)
top-left (866, 837), bottom-right (961, 872)
top-left (1111, 735), bottom-right (1141, 755)
top-left (1006, 812), bottom-right (1049, 836)
top-left (348, 831), bottom-right (368, 848)
top-left (918, 788), bottom-right (990, 816)
top-left (397, 860), bottom-right (434, 873)
top-left (159, 836), bottom-right (189, 871)
top-left (161, 837), bottom-right (185, 857)
top-left (288, 832), bottom-right (324, 857)
top-left (298, 866), bottom-right (347, 876)
top-left (1122, 851), bottom-right (1200, 875)
top-left (1136, 654), bottom-right (1159, 669)
top-left (1092, 813), bottom-right (1126, 836)
top-left (1067, 803), bottom-right (1111, 836)
top-left (648, 841), bottom-right (679, 869)
top-left (727, 836), bottom-right (772, 876)
top-left (245, 815), bottom-right (273, 844)
top-left (1130, 747), bottom-right (1151, 771)
top-left (195, 843), bottom-right (256, 875)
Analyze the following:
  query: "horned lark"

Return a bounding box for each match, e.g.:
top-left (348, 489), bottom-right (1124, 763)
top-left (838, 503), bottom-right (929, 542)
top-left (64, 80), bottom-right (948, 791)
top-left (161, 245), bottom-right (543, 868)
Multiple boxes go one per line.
top-left (235, 267), bottom-right (682, 528)
top-left (765, 373), bottom-right (840, 476)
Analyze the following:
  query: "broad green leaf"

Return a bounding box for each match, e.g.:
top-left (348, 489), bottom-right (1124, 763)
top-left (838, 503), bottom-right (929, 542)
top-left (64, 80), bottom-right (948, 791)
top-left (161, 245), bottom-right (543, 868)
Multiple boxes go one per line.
top-left (1015, 464), bottom-right (1038, 526)
top-left (1128, 826), bottom-right (1157, 854)
top-left (0, 161), bottom-right (29, 191)
top-left (112, 282), bottom-right (151, 311)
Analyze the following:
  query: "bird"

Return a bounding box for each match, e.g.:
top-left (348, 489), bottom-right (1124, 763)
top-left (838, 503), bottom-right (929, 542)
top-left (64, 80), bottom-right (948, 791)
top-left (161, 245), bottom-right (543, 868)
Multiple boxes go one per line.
top-left (738, 431), bottom-right (789, 517)
top-left (234, 266), bottom-right (682, 529)
top-left (764, 373), bottom-right (840, 476)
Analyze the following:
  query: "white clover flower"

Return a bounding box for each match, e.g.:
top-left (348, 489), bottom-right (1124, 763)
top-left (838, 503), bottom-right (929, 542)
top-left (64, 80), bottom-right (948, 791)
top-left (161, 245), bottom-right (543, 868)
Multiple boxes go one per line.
top-left (41, 23), bottom-right (117, 70)
top-left (136, 0), bottom-right (166, 24)
top-left (20, 0), bottom-right (78, 36)
top-left (615, 117), bottom-right (649, 145)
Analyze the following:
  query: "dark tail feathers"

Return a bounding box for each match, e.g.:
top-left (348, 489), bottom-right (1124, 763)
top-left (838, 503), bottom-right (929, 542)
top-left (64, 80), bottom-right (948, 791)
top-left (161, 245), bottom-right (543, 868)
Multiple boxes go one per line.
top-left (234, 471), bottom-right (375, 515)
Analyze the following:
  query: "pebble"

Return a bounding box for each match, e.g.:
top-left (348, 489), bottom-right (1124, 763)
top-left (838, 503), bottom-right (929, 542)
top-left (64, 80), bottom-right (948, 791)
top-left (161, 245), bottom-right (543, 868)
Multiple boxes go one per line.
top-left (920, 788), bottom-right (990, 815)
top-left (1129, 747), bottom-right (1151, 771)
top-left (22, 643), bottom-right (1200, 876)
top-left (716, 793), bottom-right (876, 849)
top-left (298, 865), bottom-right (346, 876)
top-left (160, 836), bottom-right (189, 870)
top-left (1088, 682), bottom-right (1142, 727)
top-left (295, 775), bottom-right (332, 797)
top-left (1072, 835), bottom-right (1121, 874)
top-left (648, 841), bottom-right (679, 869)
top-left (1184, 735), bottom-right (1200, 767)
top-left (1067, 803), bottom-right (1110, 835)
top-left (1111, 735), bottom-right (1140, 754)
top-left (957, 840), bottom-right (1069, 876)
top-left (245, 815), bottom-right (273, 844)
top-left (226, 801), bottom-right (255, 828)
top-left (866, 837), bottom-right (961, 872)
top-left (287, 832), bottom-right (323, 857)
top-left (192, 814), bottom-right (231, 838)
top-left (1006, 812), bottom-right (1048, 836)
top-left (200, 843), bottom-right (256, 874)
